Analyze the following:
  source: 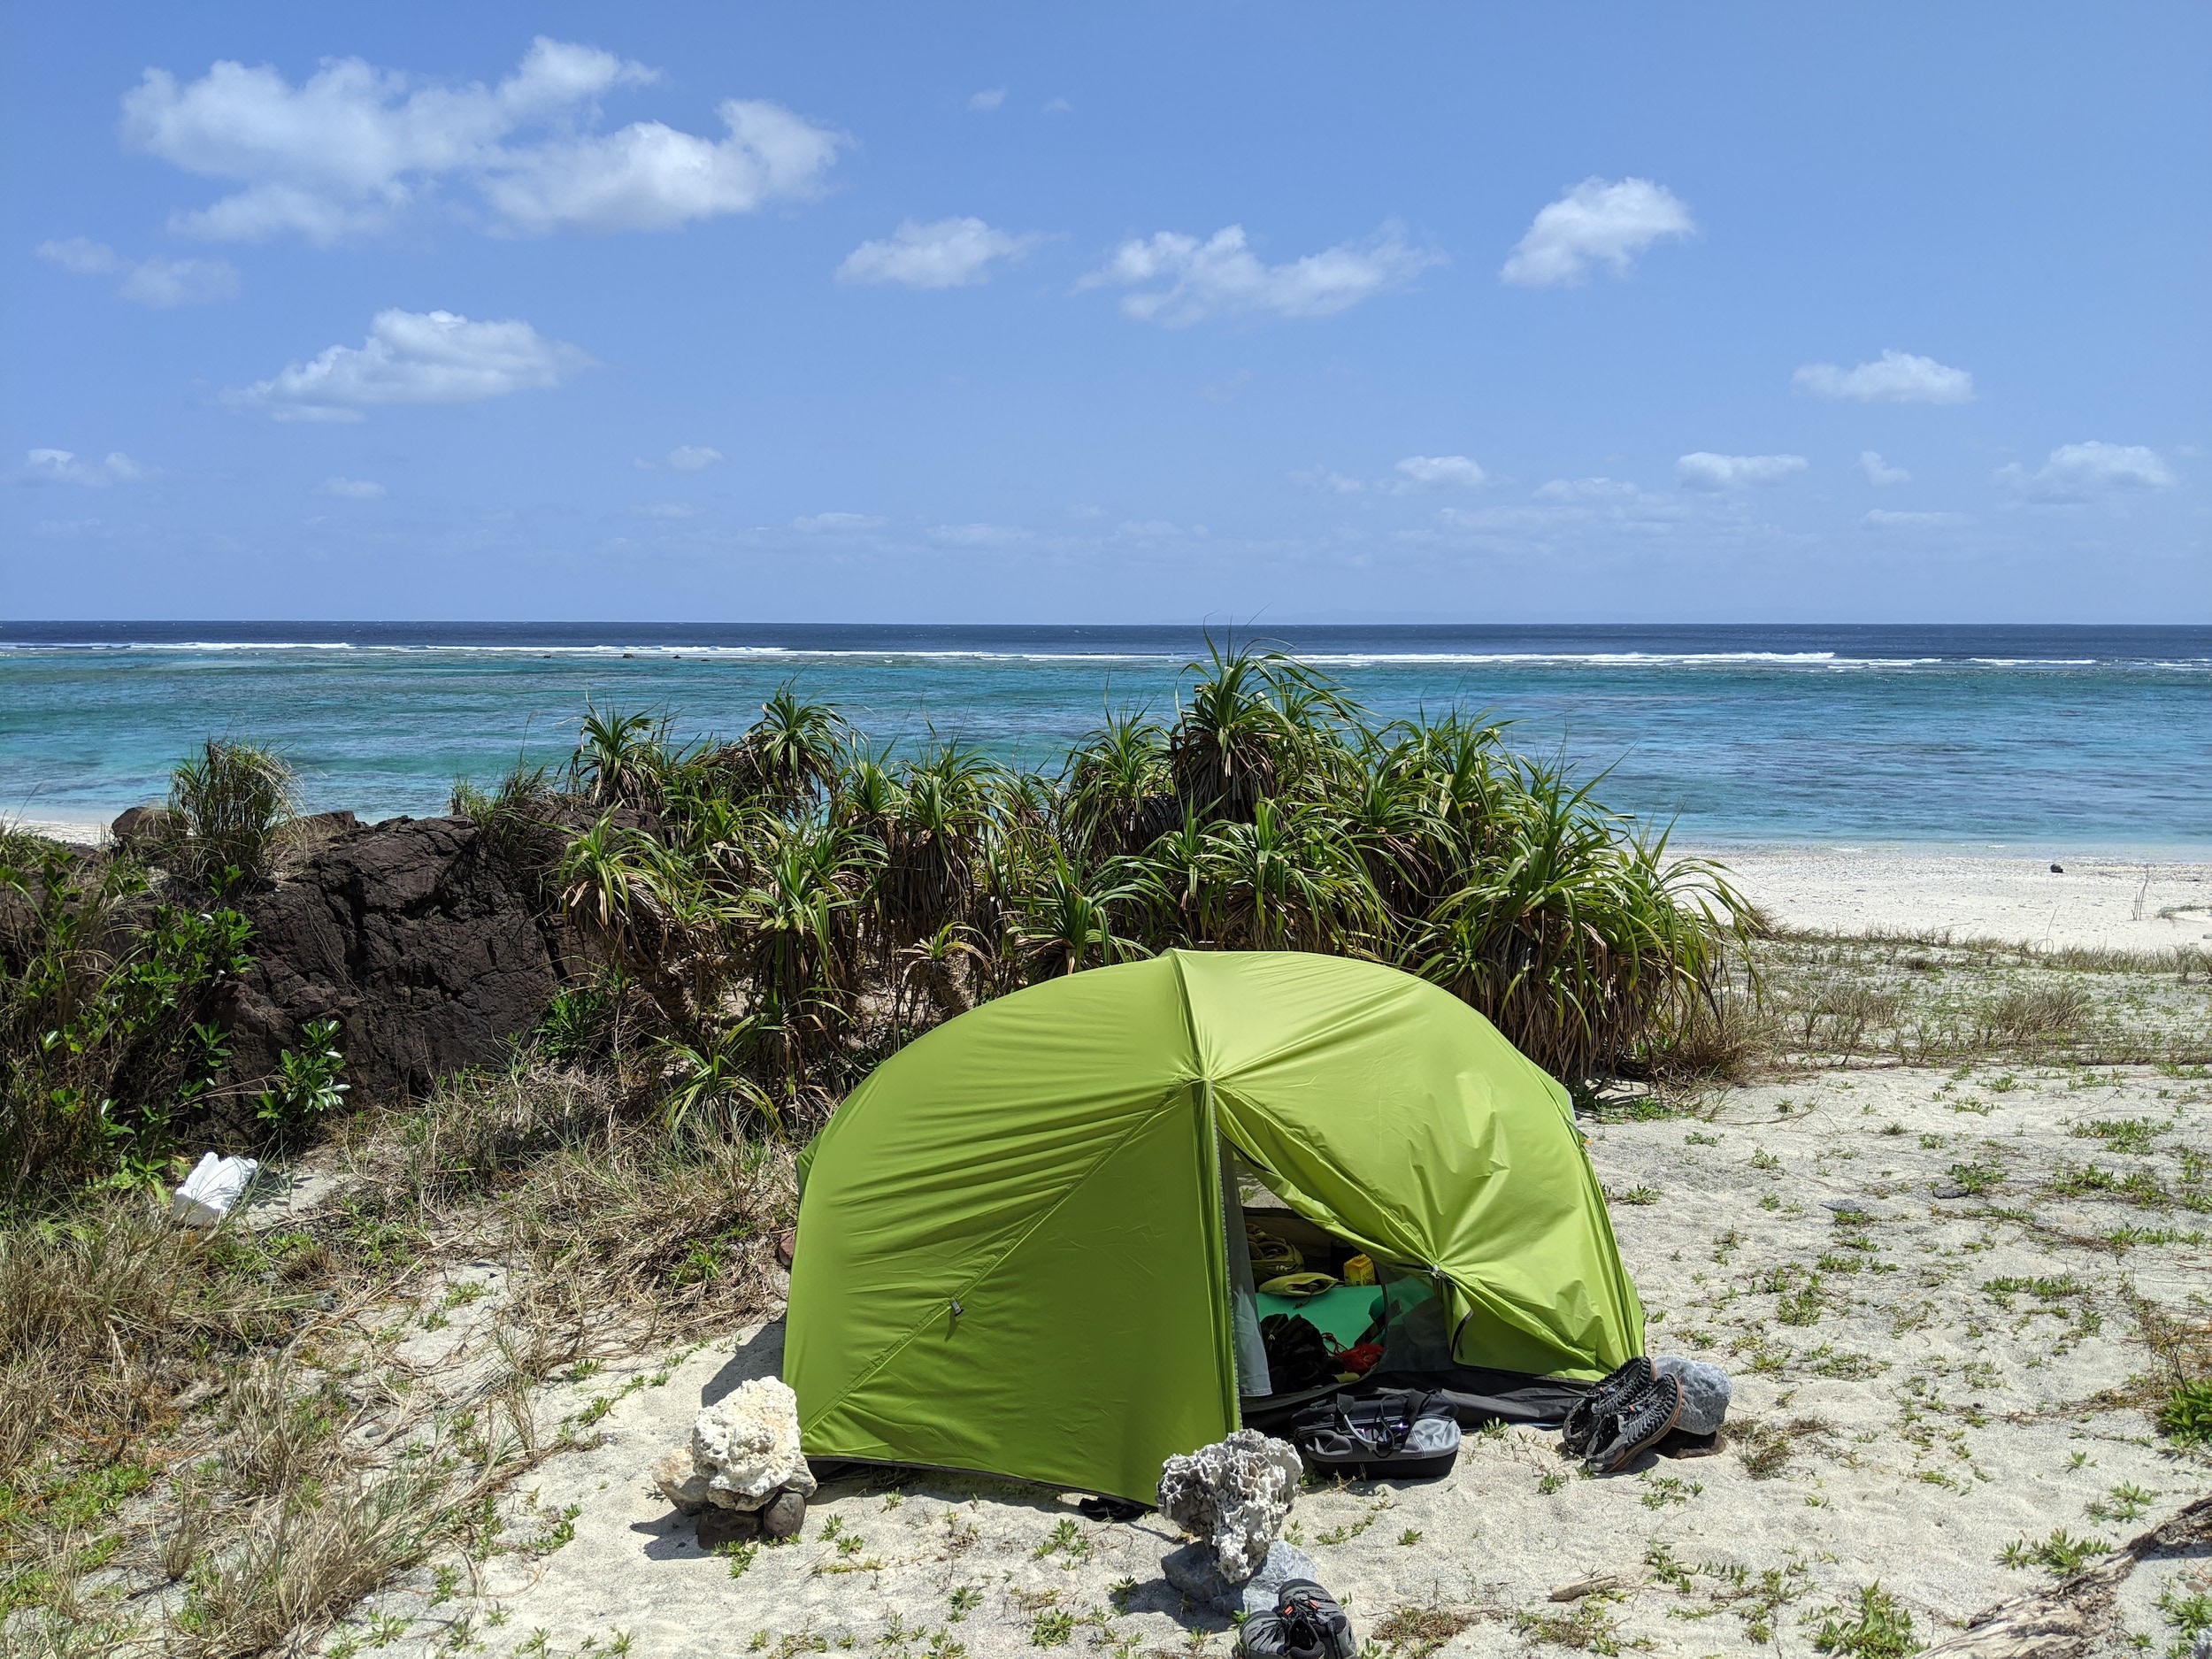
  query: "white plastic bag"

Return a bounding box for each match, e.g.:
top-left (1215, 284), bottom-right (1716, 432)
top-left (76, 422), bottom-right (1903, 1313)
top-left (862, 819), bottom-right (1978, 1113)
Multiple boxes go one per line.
top-left (171, 1152), bottom-right (259, 1229)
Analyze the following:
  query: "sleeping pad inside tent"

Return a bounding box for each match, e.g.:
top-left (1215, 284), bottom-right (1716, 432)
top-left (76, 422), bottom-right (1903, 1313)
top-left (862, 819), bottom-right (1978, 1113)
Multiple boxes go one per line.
top-left (784, 949), bottom-right (1644, 1502)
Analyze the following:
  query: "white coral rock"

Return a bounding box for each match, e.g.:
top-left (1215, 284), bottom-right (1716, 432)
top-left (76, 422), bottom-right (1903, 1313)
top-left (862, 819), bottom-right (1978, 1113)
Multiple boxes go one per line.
top-left (1156, 1429), bottom-right (1303, 1584)
top-left (691, 1378), bottom-right (817, 1509)
top-left (653, 1447), bottom-right (713, 1515)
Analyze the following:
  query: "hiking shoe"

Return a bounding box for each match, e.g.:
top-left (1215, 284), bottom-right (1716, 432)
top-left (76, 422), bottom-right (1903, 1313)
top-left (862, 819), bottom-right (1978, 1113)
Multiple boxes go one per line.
top-left (1560, 1356), bottom-right (1655, 1456)
top-left (1238, 1611), bottom-right (1291, 1659)
top-left (1274, 1579), bottom-right (1357, 1659)
top-left (1583, 1373), bottom-right (1684, 1474)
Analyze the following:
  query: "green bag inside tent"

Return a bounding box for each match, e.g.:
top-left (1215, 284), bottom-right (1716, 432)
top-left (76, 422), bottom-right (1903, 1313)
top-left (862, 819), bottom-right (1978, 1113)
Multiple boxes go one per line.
top-left (786, 949), bottom-right (1642, 1502)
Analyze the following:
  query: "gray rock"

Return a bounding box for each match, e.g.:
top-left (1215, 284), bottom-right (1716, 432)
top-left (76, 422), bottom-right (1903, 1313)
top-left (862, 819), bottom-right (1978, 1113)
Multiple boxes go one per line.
top-left (1655, 1356), bottom-right (1732, 1435)
top-left (760, 1489), bottom-right (806, 1539)
top-left (1157, 1429), bottom-right (1303, 1584)
top-left (1237, 1540), bottom-right (1321, 1617)
top-left (1163, 1539), bottom-right (1317, 1616)
top-left (697, 1506), bottom-right (760, 1549)
top-left (111, 805), bottom-right (180, 849)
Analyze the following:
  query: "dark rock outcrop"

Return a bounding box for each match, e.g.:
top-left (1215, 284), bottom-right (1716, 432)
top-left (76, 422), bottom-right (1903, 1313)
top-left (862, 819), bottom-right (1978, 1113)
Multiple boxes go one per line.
top-left (213, 816), bottom-right (560, 1102)
top-left (111, 804), bottom-right (180, 849)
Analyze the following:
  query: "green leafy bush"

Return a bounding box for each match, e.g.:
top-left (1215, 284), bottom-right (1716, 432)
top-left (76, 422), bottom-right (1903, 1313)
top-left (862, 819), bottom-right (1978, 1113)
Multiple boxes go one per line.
top-left (2156, 1377), bottom-right (2212, 1446)
top-left (254, 1019), bottom-right (349, 1133)
top-left (1, 843), bottom-right (253, 1206)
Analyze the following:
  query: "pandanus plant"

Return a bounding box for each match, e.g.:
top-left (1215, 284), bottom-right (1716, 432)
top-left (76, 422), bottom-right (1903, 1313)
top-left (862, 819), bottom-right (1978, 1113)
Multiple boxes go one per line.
top-left (1167, 640), bottom-right (1354, 823)
top-left (526, 645), bottom-right (1745, 1103)
top-left (1415, 757), bottom-right (1740, 1081)
top-left (732, 687), bottom-right (850, 812)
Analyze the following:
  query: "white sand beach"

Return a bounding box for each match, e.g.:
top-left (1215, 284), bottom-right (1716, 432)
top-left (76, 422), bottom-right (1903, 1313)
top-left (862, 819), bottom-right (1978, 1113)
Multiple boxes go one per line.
top-left (1686, 847), bottom-right (2212, 953)
top-left (322, 1063), bottom-right (2212, 1659)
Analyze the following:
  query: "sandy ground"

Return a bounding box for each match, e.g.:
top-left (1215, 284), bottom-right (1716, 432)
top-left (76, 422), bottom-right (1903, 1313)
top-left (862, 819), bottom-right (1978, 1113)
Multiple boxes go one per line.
top-left (332, 1063), bottom-right (2212, 1659)
top-left (1684, 848), bottom-right (2212, 952)
top-left (6, 814), bottom-right (111, 844)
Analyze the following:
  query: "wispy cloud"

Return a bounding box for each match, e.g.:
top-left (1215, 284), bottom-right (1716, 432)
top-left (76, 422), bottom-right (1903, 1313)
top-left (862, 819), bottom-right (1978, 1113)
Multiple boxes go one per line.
top-left (226, 308), bottom-right (593, 421)
top-left (1996, 441), bottom-right (2177, 503)
top-left (1391, 455), bottom-right (1490, 491)
top-left (1863, 509), bottom-right (1970, 529)
top-left (838, 218), bottom-right (1039, 289)
top-left (1677, 452), bottom-right (1808, 490)
top-left (967, 88), bottom-right (1007, 111)
top-left (1501, 177), bottom-right (1694, 288)
top-left (12, 449), bottom-right (143, 487)
top-left (320, 477), bottom-right (386, 498)
top-left (927, 522), bottom-right (1027, 547)
top-left (36, 237), bottom-right (238, 305)
top-left (1082, 223), bottom-right (1441, 326)
top-left (123, 37), bottom-right (843, 242)
top-left (792, 511), bottom-right (887, 532)
top-left (1794, 350), bottom-right (1973, 404)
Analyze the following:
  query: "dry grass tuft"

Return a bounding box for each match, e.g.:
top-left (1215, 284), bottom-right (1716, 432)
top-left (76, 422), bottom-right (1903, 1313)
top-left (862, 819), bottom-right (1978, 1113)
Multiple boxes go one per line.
top-left (1374, 1602), bottom-right (1487, 1657)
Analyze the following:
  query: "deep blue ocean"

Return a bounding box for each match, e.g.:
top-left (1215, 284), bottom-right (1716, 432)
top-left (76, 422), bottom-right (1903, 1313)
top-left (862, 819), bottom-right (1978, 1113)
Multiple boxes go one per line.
top-left (3, 623), bottom-right (2207, 852)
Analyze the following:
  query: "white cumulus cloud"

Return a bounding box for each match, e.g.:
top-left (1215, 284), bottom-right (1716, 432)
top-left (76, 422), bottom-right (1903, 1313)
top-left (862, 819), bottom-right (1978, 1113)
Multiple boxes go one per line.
top-left (321, 477), bottom-right (387, 498)
top-left (1858, 450), bottom-right (1911, 486)
top-left (838, 218), bottom-right (1037, 289)
top-left (666, 445), bottom-right (724, 471)
top-left (226, 308), bottom-right (593, 421)
top-left (37, 237), bottom-right (239, 305)
top-left (1996, 441), bottom-right (2178, 503)
top-left (1678, 452), bottom-right (1808, 490)
top-left (793, 511), bottom-right (886, 533)
top-left (480, 100), bottom-right (844, 234)
top-left (1501, 177), bottom-right (1694, 288)
top-left (1392, 455), bottom-right (1490, 490)
top-left (120, 37), bottom-right (842, 243)
top-left (1082, 223), bottom-right (1441, 326)
top-left (968, 88), bottom-right (1007, 111)
top-left (1794, 350), bottom-right (1973, 404)
top-left (13, 449), bottom-right (143, 487)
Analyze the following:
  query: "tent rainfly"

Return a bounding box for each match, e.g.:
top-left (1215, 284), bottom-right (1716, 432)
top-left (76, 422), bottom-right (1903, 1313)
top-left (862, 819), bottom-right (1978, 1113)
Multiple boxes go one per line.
top-left (785, 949), bottom-right (1644, 1502)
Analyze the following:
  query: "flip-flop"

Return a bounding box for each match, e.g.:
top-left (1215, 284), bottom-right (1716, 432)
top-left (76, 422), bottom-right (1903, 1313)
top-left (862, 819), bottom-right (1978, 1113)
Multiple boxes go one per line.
top-left (1561, 1356), bottom-right (1655, 1456)
top-left (1585, 1374), bottom-right (1685, 1474)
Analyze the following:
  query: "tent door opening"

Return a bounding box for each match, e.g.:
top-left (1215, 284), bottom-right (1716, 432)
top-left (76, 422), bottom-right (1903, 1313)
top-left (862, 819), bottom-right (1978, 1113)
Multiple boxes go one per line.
top-left (1225, 1148), bottom-right (1404, 1410)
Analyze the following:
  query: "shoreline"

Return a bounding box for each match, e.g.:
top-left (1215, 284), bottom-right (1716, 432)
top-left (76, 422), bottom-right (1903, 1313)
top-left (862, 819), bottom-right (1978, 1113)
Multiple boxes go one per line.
top-left (14, 809), bottom-right (2209, 951)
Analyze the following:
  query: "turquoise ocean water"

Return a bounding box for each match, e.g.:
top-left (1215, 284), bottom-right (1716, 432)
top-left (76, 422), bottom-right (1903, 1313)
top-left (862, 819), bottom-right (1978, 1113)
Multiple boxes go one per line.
top-left (3, 624), bottom-right (2207, 852)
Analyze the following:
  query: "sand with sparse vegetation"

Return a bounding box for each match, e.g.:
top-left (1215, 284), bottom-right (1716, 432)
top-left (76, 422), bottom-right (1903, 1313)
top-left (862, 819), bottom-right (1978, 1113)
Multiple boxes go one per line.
top-left (11, 921), bottom-right (2208, 1659)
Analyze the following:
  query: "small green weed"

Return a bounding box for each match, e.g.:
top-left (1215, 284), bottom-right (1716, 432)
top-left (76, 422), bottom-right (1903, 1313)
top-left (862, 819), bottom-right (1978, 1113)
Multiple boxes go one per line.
top-left (1810, 1584), bottom-right (1921, 1659)
top-left (2000, 1529), bottom-right (2111, 1574)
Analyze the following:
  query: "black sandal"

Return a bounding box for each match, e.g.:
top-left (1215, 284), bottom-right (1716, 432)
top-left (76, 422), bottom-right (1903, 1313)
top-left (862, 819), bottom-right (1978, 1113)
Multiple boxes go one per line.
top-left (1561, 1356), bottom-right (1655, 1456)
top-left (1585, 1373), bottom-right (1684, 1474)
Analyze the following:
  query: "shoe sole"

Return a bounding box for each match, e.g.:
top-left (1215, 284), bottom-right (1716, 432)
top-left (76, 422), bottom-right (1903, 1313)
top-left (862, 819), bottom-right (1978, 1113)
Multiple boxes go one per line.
top-left (1594, 1376), bottom-right (1685, 1474)
top-left (1562, 1357), bottom-right (1654, 1455)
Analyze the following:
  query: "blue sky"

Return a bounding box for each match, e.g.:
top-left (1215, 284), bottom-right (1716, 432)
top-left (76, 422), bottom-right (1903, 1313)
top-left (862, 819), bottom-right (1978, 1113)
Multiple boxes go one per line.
top-left (4, 4), bottom-right (2206, 623)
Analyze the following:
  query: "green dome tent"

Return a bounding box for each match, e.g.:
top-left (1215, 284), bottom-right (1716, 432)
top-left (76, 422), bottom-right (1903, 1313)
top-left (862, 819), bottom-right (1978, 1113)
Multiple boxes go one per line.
top-left (785, 950), bottom-right (1643, 1502)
